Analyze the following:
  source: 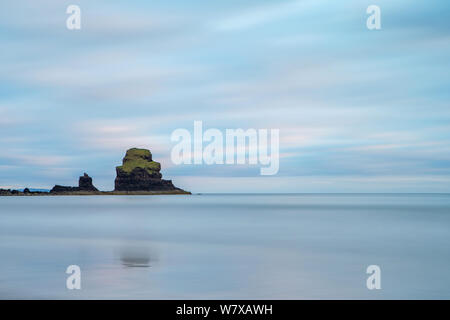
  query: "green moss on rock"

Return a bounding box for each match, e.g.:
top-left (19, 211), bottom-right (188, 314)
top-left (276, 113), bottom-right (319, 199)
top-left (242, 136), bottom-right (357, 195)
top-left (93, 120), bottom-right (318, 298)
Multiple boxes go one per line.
top-left (116, 148), bottom-right (161, 174)
top-left (124, 148), bottom-right (152, 159)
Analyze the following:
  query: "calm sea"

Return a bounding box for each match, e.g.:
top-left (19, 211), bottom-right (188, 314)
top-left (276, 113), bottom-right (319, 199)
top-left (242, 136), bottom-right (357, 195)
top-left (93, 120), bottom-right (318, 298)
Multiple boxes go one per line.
top-left (0, 194), bottom-right (449, 299)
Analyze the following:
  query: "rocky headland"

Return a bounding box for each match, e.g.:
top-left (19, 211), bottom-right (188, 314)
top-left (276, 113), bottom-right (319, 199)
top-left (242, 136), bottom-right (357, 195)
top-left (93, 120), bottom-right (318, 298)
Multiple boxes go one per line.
top-left (0, 148), bottom-right (190, 196)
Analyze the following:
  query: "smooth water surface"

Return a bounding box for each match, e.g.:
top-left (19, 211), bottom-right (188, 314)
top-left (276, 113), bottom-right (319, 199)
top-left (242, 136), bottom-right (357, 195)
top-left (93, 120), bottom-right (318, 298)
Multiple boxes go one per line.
top-left (0, 194), bottom-right (449, 299)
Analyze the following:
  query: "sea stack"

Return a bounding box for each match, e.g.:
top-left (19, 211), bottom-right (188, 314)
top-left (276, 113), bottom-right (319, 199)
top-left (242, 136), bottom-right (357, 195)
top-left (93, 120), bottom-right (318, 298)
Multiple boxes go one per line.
top-left (114, 148), bottom-right (180, 192)
top-left (78, 173), bottom-right (98, 191)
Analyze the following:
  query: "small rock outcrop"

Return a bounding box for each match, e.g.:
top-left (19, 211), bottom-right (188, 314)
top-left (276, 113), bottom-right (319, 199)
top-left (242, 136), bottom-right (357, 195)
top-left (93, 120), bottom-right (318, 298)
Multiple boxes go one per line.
top-left (114, 148), bottom-right (181, 191)
top-left (50, 173), bottom-right (98, 193)
top-left (79, 173), bottom-right (99, 191)
top-left (0, 188), bottom-right (46, 195)
top-left (50, 185), bottom-right (78, 193)
top-left (0, 189), bottom-right (13, 195)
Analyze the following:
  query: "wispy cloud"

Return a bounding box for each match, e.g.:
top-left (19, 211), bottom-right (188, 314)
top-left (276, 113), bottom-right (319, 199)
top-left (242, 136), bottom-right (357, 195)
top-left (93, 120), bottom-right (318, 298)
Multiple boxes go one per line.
top-left (1, 0), bottom-right (450, 191)
top-left (214, 0), bottom-right (307, 31)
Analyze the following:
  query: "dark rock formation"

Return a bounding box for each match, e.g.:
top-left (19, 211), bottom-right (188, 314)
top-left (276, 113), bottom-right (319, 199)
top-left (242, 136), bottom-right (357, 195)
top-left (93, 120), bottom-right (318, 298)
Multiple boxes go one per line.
top-left (79, 173), bottom-right (99, 191)
top-left (50, 185), bottom-right (78, 193)
top-left (0, 188), bottom-right (47, 195)
top-left (0, 188), bottom-right (12, 195)
top-left (114, 148), bottom-right (181, 192)
top-left (1, 148), bottom-right (188, 196)
top-left (50, 173), bottom-right (98, 193)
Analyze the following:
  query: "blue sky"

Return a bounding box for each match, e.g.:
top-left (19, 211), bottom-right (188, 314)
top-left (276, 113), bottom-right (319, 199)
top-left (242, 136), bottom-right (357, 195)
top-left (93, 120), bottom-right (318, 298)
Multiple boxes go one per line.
top-left (1, 0), bottom-right (450, 192)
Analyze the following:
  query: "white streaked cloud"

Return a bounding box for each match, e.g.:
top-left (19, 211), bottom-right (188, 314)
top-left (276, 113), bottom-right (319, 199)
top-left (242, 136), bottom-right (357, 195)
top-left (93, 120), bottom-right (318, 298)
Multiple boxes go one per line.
top-left (214, 0), bottom-right (307, 31)
top-left (174, 175), bottom-right (450, 193)
top-left (1, 0), bottom-right (450, 191)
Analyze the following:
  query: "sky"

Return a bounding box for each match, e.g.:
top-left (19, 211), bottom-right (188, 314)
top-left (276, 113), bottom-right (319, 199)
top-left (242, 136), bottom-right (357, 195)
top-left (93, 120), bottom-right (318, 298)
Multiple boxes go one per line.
top-left (1, 0), bottom-right (450, 193)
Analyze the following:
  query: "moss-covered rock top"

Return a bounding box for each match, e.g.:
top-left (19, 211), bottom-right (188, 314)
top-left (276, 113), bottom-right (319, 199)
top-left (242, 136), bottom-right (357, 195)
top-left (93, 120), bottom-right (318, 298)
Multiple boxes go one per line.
top-left (125, 148), bottom-right (152, 160)
top-left (117, 148), bottom-right (161, 174)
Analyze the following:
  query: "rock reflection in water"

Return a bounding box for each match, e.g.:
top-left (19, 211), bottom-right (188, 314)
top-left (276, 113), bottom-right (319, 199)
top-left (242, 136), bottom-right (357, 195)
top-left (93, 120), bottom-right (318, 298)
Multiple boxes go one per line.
top-left (119, 246), bottom-right (154, 268)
